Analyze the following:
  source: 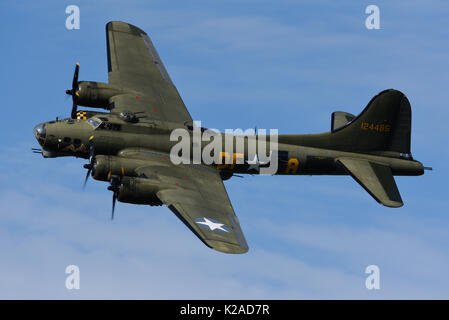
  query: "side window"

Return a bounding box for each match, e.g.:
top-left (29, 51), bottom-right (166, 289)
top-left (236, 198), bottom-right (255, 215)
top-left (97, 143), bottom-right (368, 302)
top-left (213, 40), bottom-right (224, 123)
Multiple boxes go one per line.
top-left (64, 137), bottom-right (71, 143)
top-left (73, 138), bottom-right (81, 146)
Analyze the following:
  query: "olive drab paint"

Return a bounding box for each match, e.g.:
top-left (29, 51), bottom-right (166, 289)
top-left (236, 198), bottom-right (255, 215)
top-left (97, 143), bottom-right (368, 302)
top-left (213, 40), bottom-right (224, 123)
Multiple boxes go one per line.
top-left (33, 21), bottom-right (427, 254)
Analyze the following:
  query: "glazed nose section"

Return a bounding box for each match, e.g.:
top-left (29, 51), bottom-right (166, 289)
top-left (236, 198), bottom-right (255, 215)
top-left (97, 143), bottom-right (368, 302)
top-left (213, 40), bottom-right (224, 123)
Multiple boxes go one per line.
top-left (33, 123), bottom-right (46, 140)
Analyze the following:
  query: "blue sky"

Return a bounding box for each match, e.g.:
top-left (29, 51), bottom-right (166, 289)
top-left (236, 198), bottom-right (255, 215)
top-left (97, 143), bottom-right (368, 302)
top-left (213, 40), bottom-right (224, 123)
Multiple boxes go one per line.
top-left (0, 0), bottom-right (448, 298)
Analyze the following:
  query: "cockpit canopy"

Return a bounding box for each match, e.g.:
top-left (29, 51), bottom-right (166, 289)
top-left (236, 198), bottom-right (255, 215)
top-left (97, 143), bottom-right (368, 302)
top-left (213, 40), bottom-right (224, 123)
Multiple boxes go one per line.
top-left (87, 117), bottom-right (122, 131)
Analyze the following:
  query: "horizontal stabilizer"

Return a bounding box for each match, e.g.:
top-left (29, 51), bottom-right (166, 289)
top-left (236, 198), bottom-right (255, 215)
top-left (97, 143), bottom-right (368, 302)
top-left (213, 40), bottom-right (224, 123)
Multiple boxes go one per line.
top-left (336, 158), bottom-right (403, 208)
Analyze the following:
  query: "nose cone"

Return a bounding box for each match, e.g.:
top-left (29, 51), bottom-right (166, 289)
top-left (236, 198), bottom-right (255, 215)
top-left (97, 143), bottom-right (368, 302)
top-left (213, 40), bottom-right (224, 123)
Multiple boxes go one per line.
top-left (33, 123), bottom-right (46, 140)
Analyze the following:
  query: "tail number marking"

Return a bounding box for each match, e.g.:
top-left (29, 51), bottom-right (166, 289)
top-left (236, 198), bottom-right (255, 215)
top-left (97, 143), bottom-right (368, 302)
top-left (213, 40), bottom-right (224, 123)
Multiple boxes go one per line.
top-left (361, 122), bottom-right (391, 133)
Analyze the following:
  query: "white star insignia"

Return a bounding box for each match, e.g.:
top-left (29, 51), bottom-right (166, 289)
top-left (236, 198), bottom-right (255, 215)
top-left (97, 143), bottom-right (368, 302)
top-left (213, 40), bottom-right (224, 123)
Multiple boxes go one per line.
top-left (246, 153), bottom-right (270, 172)
top-left (196, 217), bottom-right (229, 233)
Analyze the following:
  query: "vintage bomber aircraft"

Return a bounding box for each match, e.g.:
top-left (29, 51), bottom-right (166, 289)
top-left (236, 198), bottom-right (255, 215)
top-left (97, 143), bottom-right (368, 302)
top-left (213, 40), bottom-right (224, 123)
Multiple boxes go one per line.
top-left (33, 21), bottom-right (426, 254)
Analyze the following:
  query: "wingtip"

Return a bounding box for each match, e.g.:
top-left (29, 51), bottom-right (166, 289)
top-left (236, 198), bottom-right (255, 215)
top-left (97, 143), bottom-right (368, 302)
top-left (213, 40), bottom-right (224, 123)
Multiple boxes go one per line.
top-left (106, 21), bottom-right (147, 35)
top-left (381, 200), bottom-right (404, 208)
top-left (208, 240), bottom-right (249, 254)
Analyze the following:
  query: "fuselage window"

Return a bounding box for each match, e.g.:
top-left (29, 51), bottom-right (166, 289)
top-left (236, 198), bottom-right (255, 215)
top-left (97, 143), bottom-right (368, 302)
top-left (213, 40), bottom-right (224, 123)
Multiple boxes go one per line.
top-left (87, 118), bottom-right (102, 129)
top-left (64, 137), bottom-right (71, 143)
top-left (74, 138), bottom-right (81, 146)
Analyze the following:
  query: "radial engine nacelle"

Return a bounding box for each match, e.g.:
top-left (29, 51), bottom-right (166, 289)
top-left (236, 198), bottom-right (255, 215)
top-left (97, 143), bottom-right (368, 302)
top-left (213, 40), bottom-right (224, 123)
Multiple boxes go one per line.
top-left (76, 81), bottom-right (124, 109)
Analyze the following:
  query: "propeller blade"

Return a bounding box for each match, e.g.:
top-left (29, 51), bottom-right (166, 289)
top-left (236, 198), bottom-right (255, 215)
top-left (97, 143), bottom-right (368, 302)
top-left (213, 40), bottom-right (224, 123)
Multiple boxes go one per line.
top-left (88, 136), bottom-right (94, 159)
top-left (72, 62), bottom-right (79, 90)
top-left (112, 191), bottom-right (117, 220)
top-left (67, 63), bottom-right (80, 119)
top-left (71, 101), bottom-right (78, 119)
top-left (82, 136), bottom-right (95, 189)
top-left (83, 166), bottom-right (92, 190)
top-left (108, 175), bottom-right (121, 221)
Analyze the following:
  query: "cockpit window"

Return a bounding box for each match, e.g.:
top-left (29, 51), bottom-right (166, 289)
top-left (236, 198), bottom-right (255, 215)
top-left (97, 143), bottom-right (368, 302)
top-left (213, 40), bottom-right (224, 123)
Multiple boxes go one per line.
top-left (87, 117), bottom-right (102, 129)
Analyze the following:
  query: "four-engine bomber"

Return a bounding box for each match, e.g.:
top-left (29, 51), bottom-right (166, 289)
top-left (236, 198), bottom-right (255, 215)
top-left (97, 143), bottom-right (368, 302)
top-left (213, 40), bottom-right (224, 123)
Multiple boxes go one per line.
top-left (33, 21), bottom-right (427, 254)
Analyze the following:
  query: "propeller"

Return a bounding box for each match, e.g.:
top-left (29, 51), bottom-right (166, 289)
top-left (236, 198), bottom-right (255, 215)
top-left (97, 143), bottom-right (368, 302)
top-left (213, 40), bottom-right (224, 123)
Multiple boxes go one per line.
top-left (66, 62), bottom-right (80, 119)
top-left (107, 176), bottom-right (122, 220)
top-left (82, 135), bottom-right (95, 189)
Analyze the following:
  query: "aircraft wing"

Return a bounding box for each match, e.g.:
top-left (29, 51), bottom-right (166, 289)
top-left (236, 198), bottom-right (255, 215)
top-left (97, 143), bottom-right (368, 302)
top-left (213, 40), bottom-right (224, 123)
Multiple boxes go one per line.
top-left (336, 157), bottom-right (403, 208)
top-left (120, 149), bottom-right (249, 254)
top-left (106, 21), bottom-right (193, 123)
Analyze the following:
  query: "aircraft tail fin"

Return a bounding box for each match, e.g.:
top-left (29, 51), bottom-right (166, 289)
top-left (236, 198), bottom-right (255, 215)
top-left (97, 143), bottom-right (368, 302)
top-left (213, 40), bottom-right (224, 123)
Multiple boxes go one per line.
top-left (330, 89), bottom-right (412, 154)
top-left (336, 157), bottom-right (403, 207)
top-left (278, 89), bottom-right (413, 156)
